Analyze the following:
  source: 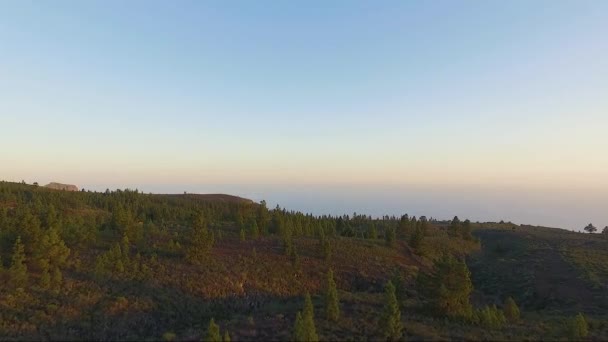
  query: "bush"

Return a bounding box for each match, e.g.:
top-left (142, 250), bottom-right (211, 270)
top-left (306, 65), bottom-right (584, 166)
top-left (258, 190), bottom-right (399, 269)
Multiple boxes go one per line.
top-left (503, 297), bottom-right (520, 323)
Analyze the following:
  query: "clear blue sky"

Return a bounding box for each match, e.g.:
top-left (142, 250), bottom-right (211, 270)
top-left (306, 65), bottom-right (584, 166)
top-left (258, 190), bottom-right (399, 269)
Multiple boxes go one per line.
top-left (1, 1), bottom-right (607, 228)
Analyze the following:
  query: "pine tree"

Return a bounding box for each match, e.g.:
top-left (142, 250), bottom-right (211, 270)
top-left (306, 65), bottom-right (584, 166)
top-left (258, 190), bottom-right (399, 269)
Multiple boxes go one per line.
top-left (295, 293), bottom-right (318, 342)
top-left (186, 213), bottom-right (214, 265)
top-left (206, 318), bottom-right (221, 342)
top-left (223, 331), bottom-right (231, 342)
top-left (293, 312), bottom-right (305, 341)
top-left (568, 312), bottom-right (588, 339)
top-left (370, 223), bottom-right (378, 240)
top-left (9, 236), bottom-right (28, 289)
top-left (503, 297), bottom-right (520, 322)
top-left (325, 269), bottom-right (340, 322)
top-left (385, 226), bottom-right (396, 248)
top-left (417, 254), bottom-right (473, 319)
top-left (322, 239), bottom-right (332, 261)
top-left (36, 227), bottom-right (70, 271)
top-left (51, 266), bottom-right (63, 292)
top-left (461, 219), bottom-right (473, 240)
top-left (391, 269), bottom-right (406, 304)
top-left (240, 228), bottom-right (246, 242)
top-left (410, 226), bottom-right (424, 251)
top-left (39, 264), bottom-right (51, 289)
top-left (121, 233), bottom-right (130, 260)
top-left (290, 243), bottom-right (299, 268)
top-left (381, 280), bottom-right (402, 341)
top-left (476, 305), bottom-right (506, 328)
top-left (249, 220), bottom-right (259, 239)
top-left (449, 216), bottom-right (461, 237)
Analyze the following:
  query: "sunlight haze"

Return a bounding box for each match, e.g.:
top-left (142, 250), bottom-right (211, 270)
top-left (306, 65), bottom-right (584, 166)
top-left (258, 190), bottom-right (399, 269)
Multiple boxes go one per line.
top-left (1, 0), bottom-right (607, 230)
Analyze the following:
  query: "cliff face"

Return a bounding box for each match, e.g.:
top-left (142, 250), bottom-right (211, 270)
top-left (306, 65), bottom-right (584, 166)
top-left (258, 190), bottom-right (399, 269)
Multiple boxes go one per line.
top-left (44, 182), bottom-right (79, 191)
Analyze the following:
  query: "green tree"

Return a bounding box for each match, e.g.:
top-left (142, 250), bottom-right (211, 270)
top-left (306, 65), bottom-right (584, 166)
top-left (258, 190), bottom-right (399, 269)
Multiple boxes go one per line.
top-left (568, 312), bottom-right (588, 339)
top-left (39, 264), bottom-right (51, 289)
top-left (325, 269), bottom-right (340, 322)
top-left (51, 266), bottom-right (63, 292)
top-left (449, 216), bottom-right (461, 236)
top-left (370, 223), bottom-right (378, 240)
top-left (249, 220), bottom-right (259, 239)
top-left (385, 226), bottom-right (396, 248)
top-left (256, 200), bottom-right (270, 236)
top-left (186, 213), bottom-right (214, 264)
top-left (36, 227), bottom-right (70, 271)
top-left (121, 233), bottom-right (130, 259)
top-left (418, 254), bottom-right (473, 319)
top-left (381, 280), bottom-right (403, 341)
top-left (409, 226), bottom-right (424, 251)
top-left (296, 293), bottom-right (318, 342)
top-left (240, 228), bottom-right (246, 242)
top-left (289, 243), bottom-right (299, 268)
top-left (391, 269), bottom-right (406, 304)
top-left (206, 318), bottom-right (221, 342)
top-left (9, 236), bottom-right (28, 289)
top-left (503, 297), bottom-right (520, 323)
top-left (322, 239), bottom-right (332, 261)
top-left (461, 219), bottom-right (473, 240)
top-left (223, 331), bottom-right (231, 342)
top-left (476, 305), bottom-right (506, 328)
top-left (398, 215), bottom-right (410, 237)
top-left (293, 312), bottom-right (305, 341)
top-left (584, 223), bottom-right (597, 234)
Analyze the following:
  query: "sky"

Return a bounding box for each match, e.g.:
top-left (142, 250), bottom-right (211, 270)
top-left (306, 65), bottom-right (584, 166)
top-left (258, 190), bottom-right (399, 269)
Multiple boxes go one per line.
top-left (1, 1), bottom-right (607, 230)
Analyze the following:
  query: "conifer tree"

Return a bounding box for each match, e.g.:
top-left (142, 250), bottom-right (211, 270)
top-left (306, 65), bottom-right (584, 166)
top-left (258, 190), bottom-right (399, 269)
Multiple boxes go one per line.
top-left (293, 312), bottom-right (305, 341)
top-left (391, 269), bottom-right (406, 304)
top-left (568, 312), bottom-right (588, 339)
top-left (370, 223), bottom-right (378, 240)
top-left (186, 213), bottom-right (214, 265)
top-left (249, 220), bottom-right (259, 239)
top-left (417, 254), bottom-right (473, 319)
top-left (121, 233), bottom-right (130, 260)
top-left (223, 331), bottom-right (231, 342)
top-left (295, 293), bottom-right (318, 342)
top-left (381, 280), bottom-right (402, 341)
top-left (461, 219), bottom-right (473, 240)
top-left (410, 226), bottom-right (424, 251)
top-left (206, 318), bottom-right (221, 342)
top-left (449, 216), bottom-right (461, 237)
top-left (240, 228), bottom-right (246, 242)
top-left (9, 236), bottom-right (28, 289)
top-left (39, 264), bottom-right (51, 289)
top-left (322, 239), bottom-right (332, 262)
top-left (476, 305), bottom-right (506, 328)
top-left (289, 243), bottom-right (299, 268)
top-left (36, 227), bottom-right (71, 271)
top-left (51, 266), bottom-right (63, 292)
top-left (325, 269), bottom-right (340, 321)
top-left (385, 226), bottom-right (396, 248)
top-left (503, 297), bottom-right (520, 322)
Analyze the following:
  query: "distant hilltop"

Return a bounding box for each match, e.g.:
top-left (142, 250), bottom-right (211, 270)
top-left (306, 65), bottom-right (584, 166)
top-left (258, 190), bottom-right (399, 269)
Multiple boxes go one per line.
top-left (44, 182), bottom-right (79, 191)
top-left (172, 193), bottom-right (254, 204)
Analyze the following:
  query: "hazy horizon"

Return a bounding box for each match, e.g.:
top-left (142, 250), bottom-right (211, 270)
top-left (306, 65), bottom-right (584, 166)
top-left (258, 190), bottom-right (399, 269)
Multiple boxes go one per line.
top-left (5, 177), bottom-right (607, 232)
top-left (2, 1), bottom-right (607, 232)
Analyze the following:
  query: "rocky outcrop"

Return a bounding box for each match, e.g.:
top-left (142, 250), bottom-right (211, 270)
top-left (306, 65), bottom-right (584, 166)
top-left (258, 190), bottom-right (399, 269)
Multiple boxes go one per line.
top-left (44, 182), bottom-right (79, 191)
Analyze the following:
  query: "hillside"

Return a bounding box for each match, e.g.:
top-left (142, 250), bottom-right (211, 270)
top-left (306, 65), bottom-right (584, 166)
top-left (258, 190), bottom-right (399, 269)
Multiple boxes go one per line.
top-left (0, 181), bottom-right (607, 340)
top-left (469, 225), bottom-right (608, 315)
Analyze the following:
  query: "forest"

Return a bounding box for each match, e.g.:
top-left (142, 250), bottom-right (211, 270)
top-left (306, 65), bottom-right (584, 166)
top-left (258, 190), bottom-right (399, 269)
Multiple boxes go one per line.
top-left (0, 180), bottom-right (607, 341)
